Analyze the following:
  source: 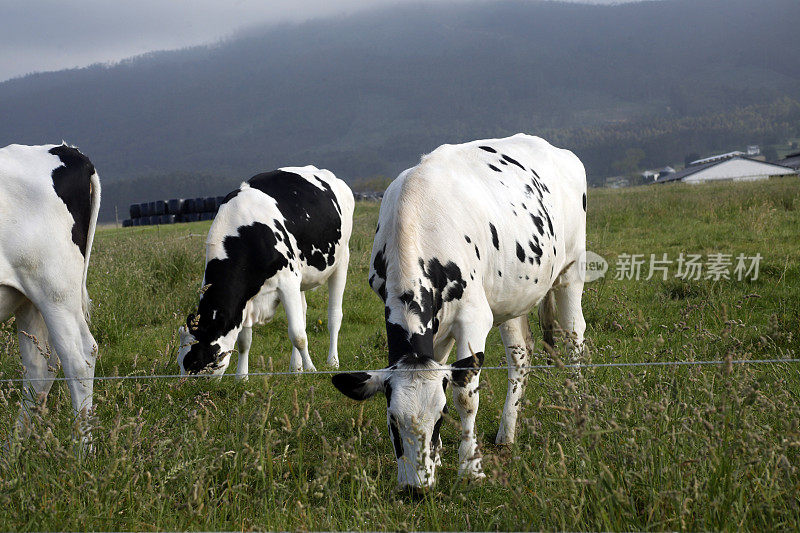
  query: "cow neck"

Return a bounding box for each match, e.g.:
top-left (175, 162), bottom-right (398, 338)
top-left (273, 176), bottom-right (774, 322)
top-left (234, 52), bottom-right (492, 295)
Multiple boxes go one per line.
top-left (384, 290), bottom-right (436, 366)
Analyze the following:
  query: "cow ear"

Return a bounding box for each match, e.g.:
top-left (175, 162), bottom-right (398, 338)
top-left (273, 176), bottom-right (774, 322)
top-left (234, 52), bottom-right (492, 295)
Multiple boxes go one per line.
top-left (450, 351), bottom-right (485, 387)
top-left (332, 372), bottom-right (385, 401)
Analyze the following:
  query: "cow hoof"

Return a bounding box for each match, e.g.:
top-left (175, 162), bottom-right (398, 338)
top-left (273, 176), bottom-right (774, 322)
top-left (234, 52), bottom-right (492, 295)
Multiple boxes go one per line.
top-left (326, 358), bottom-right (339, 369)
top-left (458, 462), bottom-right (486, 481)
top-left (495, 427), bottom-right (515, 446)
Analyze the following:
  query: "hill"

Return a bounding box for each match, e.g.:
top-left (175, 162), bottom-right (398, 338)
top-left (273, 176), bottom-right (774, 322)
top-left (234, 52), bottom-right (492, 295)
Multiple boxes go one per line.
top-left (0, 0), bottom-right (799, 220)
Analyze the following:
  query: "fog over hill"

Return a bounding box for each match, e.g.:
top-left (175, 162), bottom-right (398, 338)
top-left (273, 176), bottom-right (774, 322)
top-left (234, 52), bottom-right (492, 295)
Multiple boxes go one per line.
top-left (1, 0), bottom-right (798, 221)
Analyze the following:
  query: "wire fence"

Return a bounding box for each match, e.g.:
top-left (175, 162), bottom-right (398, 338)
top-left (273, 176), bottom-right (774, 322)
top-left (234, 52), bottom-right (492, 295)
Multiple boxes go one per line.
top-left (1, 357), bottom-right (799, 385)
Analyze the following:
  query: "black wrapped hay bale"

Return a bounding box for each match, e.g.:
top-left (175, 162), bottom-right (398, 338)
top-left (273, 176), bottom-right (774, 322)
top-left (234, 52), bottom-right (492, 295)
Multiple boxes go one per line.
top-left (182, 198), bottom-right (195, 214)
top-left (167, 198), bottom-right (183, 215)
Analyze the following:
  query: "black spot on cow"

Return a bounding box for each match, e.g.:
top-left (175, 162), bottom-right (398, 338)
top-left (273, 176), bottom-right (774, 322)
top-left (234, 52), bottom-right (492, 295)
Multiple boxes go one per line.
top-left (371, 246), bottom-right (388, 301)
top-left (516, 242), bottom-right (526, 262)
top-left (386, 319), bottom-right (435, 365)
top-left (479, 145), bottom-right (497, 153)
top-left (431, 415), bottom-right (444, 453)
top-left (273, 220), bottom-right (295, 259)
top-left (384, 380), bottom-right (393, 408)
top-left (451, 351), bottom-right (484, 387)
top-left (523, 184), bottom-right (534, 198)
top-left (474, 245), bottom-right (480, 259)
top-left (488, 164), bottom-right (502, 172)
top-left (219, 188), bottom-right (240, 206)
top-left (464, 235), bottom-right (471, 243)
top-left (389, 415), bottom-right (404, 458)
top-left (531, 214), bottom-right (544, 235)
top-left (48, 145), bottom-right (95, 258)
top-left (501, 154), bottom-right (525, 170)
top-left (582, 192), bottom-right (587, 211)
top-left (489, 223), bottom-right (499, 250)
top-left (553, 245), bottom-right (557, 256)
top-left (376, 223), bottom-right (380, 234)
top-left (500, 159), bottom-right (508, 166)
top-left (183, 222), bottom-right (289, 372)
top-left (498, 270), bottom-right (502, 277)
top-left (247, 170), bottom-right (342, 270)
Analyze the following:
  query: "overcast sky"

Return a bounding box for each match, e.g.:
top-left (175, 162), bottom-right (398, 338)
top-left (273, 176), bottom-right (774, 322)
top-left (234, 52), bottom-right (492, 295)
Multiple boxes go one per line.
top-left (0, 0), bottom-right (635, 83)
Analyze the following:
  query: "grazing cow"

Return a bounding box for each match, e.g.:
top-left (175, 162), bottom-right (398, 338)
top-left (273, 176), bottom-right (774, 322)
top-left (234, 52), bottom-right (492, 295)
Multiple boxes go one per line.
top-left (178, 166), bottom-right (354, 376)
top-left (333, 134), bottom-right (587, 489)
top-left (0, 143), bottom-right (101, 448)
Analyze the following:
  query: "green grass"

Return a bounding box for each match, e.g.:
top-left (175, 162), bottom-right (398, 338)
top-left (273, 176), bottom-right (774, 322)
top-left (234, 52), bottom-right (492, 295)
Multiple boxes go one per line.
top-left (1, 177), bottom-right (799, 531)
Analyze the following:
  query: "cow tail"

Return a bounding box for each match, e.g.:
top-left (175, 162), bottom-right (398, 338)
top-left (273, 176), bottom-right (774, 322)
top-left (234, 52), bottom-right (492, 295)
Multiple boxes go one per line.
top-left (82, 170), bottom-right (102, 322)
top-left (537, 289), bottom-right (558, 360)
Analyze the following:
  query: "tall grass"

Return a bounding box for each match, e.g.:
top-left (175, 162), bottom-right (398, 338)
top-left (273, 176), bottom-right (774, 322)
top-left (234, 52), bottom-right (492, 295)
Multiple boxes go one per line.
top-left (1, 177), bottom-right (799, 530)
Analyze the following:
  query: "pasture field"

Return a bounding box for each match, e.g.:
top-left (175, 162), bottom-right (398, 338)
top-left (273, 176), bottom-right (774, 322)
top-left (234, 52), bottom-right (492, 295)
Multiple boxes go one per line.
top-left (1, 177), bottom-right (799, 531)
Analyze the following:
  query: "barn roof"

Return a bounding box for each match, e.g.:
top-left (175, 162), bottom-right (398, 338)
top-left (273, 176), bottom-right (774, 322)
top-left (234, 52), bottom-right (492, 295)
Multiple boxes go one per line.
top-left (654, 156), bottom-right (797, 184)
top-left (776, 151), bottom-right (800, 170)
top-left (653, 160), bottom-right (719, 183)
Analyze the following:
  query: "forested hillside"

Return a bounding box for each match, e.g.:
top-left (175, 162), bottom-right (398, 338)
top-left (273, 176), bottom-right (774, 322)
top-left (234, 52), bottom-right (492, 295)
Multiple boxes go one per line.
top-left (1, 0), bottom-right (798, 220)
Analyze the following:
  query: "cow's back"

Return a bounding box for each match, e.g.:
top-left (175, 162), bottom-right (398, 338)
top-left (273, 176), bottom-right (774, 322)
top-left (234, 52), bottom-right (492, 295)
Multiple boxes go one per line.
top-left (372, 134), bottom-right (586, 329)
top-left (205, 166), bottom-right (354, 287)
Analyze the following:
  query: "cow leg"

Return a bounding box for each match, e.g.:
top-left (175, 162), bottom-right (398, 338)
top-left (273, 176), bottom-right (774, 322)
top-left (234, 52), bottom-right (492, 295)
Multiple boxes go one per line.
top-left (496, 315), bottom-right (533, 445)
top-left (14, 301), bottom-right (56, 436)
top-left (325, 250), bottom-right (349, 368)
top-left (452, 305), bottom-right (492, 480)
top-left (553, 263), bottom-right (587, 366)
top-left (39, 305), bottom-right (98, 454)
top-left (432, 336), bottom-right (456, 466)
top-left (235, 326), bottom-right (252, 381)
top-left (281, 287), bottom-right (315, 372)
top-left (288, 292), bottom-right (308, 372)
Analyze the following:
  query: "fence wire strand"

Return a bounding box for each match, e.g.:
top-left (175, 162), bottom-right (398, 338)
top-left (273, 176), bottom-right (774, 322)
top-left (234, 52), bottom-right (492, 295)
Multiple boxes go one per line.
top-left (1, 357), bottom-right (799, 385)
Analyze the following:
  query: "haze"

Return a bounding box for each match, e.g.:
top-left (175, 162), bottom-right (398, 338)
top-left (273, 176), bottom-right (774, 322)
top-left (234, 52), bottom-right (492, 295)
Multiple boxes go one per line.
top-left (1, 0), bottom-right (643, 82)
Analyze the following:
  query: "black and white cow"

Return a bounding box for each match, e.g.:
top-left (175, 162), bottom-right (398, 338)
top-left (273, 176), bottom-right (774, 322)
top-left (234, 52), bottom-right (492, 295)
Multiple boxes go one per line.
top-left (178, 166), bottom-right (354, 376)
top-left (333, 134), bottom-right (587, 489)
top-left (0, 143), bottom-right (101, 447)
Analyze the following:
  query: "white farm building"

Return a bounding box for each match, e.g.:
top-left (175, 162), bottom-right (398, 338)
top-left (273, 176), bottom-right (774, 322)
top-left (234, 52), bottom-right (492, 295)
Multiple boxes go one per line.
top-left (655, 156), bottom-right (797, 184)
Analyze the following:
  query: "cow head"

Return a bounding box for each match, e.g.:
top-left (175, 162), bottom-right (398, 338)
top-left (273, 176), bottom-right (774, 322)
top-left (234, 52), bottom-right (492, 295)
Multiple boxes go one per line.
top-left (177, 314), bottom-right (233, 376)
top-left (332, 352), bottom-right (483, 490)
